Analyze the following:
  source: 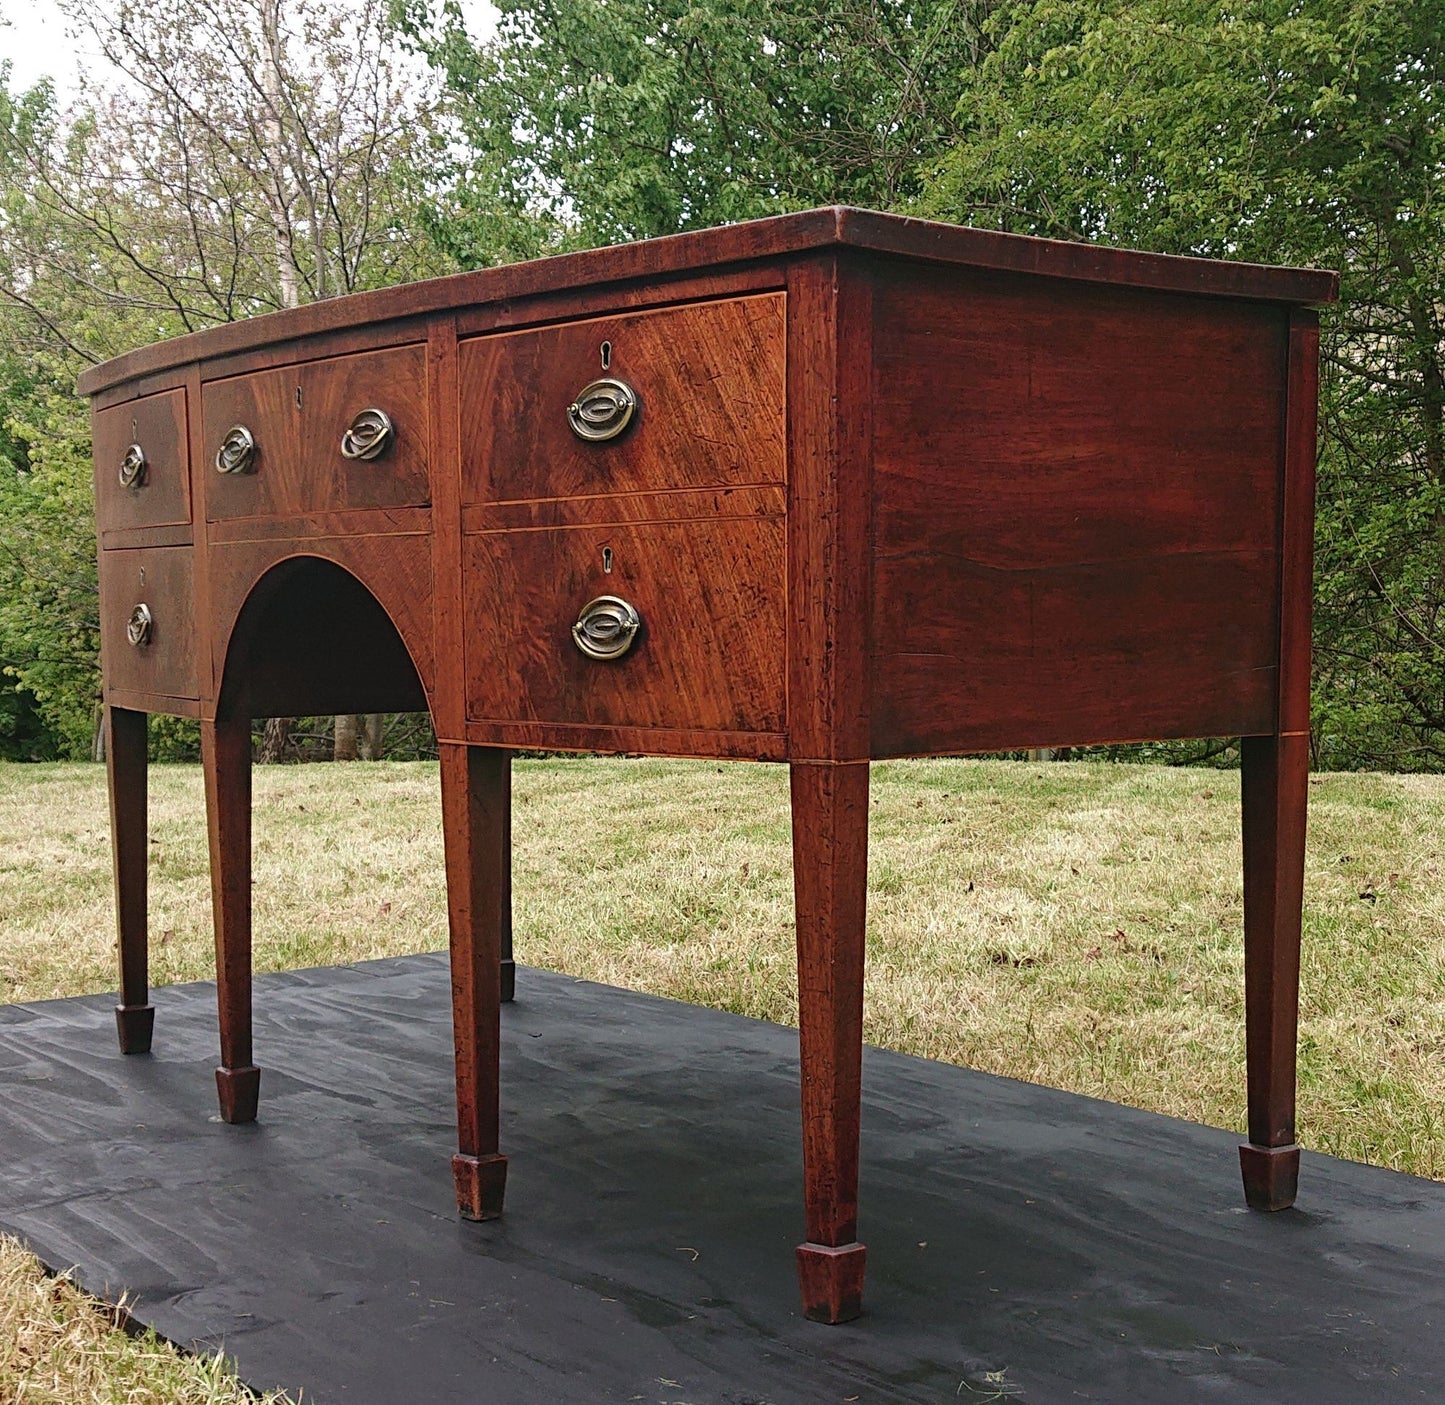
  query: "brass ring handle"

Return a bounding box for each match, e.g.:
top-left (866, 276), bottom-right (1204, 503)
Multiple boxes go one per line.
top-left (126, 603), bottom-right (153, 648)
top-left (572, 595), bottom-right (641, 660)
top-left (340, 407), bottom-right (394, 461)
top-left (567, 378), bottom-right (638, 443)
top-left (118, 443), bottom-right (147, 489)
top-left (215, 424), bottom-right (256, 474)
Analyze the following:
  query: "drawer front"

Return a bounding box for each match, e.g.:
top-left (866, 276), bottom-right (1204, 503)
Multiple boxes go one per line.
top-left (100, 546), bottom-right (198, 699)
top-left (204, 344), bottom-right (429, 520)
top-left (459, 293), bottom-right (786, 505)
top-left (93, 388), bottom-right (190, 534)
top-left (464, 519), bottom-right (785, 734)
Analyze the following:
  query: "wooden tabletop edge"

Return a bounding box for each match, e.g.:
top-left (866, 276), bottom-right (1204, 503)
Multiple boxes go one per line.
top-left (76, 206), bottom-right (1339, 398)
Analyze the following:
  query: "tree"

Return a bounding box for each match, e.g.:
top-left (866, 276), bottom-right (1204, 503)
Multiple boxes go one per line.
top-left (398, 0), bottom-right (997, 257)
top-left (923, 0), bottom-right (1445, 769)
top-left (0, 0), bottom-right (452, 757)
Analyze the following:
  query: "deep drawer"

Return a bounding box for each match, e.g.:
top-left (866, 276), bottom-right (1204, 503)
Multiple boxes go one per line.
top-left (464, 517), bottom-right (785, 735)
top-left (459, 293), bottom-right (786, 505)
top-left (99, 546), bottom-right (198, 700)
top-left (93, 388), bottom-right (191, 535)
top-left (203, 344), bottom-right (429, 520)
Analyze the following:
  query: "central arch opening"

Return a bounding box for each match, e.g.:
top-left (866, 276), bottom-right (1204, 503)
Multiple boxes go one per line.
top-left (218, 556), bottom-right (429, 723)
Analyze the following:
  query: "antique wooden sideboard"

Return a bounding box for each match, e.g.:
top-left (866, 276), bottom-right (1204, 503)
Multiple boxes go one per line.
top-left (79, 208), bottom-right (1337, 1324)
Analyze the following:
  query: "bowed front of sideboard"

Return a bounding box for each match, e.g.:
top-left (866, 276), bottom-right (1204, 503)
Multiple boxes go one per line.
top-left (79, 208), bottom-right (1337, 1324)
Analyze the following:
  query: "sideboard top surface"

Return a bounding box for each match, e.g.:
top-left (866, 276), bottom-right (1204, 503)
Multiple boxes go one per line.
top-left (77, 206), bottom-right (1339, 398)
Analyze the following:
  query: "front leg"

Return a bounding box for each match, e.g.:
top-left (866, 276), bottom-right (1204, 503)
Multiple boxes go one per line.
top-left (202, 716), bottom-right (260, 1123)
top-left (107, 706), bottom-right (154, 1054)
top-left (791, 760), bottom-right (870, 1323)
top-left (440, 744), bottom-right (510, 1220)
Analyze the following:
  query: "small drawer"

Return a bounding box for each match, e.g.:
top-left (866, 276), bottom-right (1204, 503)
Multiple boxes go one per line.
top-left (464, 518), bottom-right (785, 734)
top-left (459, 293), bottom-right (785, 505)
top-left (204, 344), bottom-right (429, 520)
top-left (93, 388), bottom-right (191, 535)
top-left (99, 546), bottom-right (198, 700)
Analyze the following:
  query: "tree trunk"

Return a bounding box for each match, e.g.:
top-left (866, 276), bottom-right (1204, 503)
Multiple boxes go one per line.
top-left (360, 712), bottom-right (386, 760)
top-left (258, 717), bottom-right (291, 763)
top-left (334, 714), bottom-right (360, 761)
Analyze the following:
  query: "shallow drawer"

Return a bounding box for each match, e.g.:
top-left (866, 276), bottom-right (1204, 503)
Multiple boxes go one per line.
top-left (93, 389), bottom-right (191, 535)
top-left (464, 518), bottom-right (785, 734)
top-left (204, 344), bottom-right (429, 520)
top-left (100, 546), bottom-right (198, 699)
top-left (459, 293), bottom-right (785, 505)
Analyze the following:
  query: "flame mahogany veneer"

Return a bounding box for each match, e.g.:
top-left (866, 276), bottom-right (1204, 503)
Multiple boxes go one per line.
top-left (81, 208), bottom-right (1337, 1324)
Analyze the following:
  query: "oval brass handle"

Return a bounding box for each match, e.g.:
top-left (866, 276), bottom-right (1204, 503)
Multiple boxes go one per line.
top-left (126, 603), bottom-right (153, 648)
top-left (567, 378), bottom-right (638, 443)
top-left (118, 443), bottom-right (147, 489)
top-left (340, 407), bottom-right (394, 461)
top-left (215, 424), bottom-right (256, 474)
top-left (572, 595), bottom-right (641, 660)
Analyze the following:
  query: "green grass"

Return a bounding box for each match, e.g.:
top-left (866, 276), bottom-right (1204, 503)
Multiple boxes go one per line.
top-left (1, 755), bottom-right (1443, 1396)
top-left (3, 754), bottom-right (1443, 1176)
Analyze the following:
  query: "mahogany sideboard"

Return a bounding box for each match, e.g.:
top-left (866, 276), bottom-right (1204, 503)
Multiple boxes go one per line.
top-left (79, 207), bottom-right (1338, 1324)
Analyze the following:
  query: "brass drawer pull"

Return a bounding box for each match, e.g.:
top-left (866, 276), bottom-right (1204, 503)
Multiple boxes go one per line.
top-left (567, 378), bottom-right (638, 443)
top-left (118, 443), bottom-right (147, 488)
top-left (340, 407), bottom-right (394, 460)
top-left (215, 424), bottom-right (256, 474)
top-left (126, 603), bottom-right (153, 648)
top-left (572, 595), bottom-right (641, 660)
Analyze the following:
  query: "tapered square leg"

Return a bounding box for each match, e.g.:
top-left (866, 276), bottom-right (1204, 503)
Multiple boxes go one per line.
top-left (796, 1241), bottom-right (866, 1324)
top-left (216, 1065), bottom-right (262, 1124)
top-left (202, 717), bottom-right (258, 1123)
top-left (452, 1152), bottom-right (508, 1221)
top-left (115, 1005), bottom-right (155, 1055)
top-left (441, 745), bottom-right (510, 1219)
top-left (107, 706), bottom-right (154, 1054)
top-left (500, 774), bottom-right (515, 1003)
top-left (1239, 732), bottom-right (1308, 1211)
top-left (790, 760), bottom-right (870, 1323)
top-left (1240, 1142), bottom-right (1300, 1211)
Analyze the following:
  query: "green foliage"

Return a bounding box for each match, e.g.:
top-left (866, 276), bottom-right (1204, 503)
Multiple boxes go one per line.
top-left (398, 0), bottom-right (993, 255)
top-left (0, 380), bottom-right (101, 757)
top-left (924, 0), bottom-right (1445, 769)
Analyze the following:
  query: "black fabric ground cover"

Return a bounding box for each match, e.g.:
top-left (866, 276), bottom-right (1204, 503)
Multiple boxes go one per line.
top-left (0, 954), bottom-right (1440, 1403)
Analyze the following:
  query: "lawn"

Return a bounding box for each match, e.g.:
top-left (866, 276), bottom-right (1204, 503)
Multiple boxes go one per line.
top-left (1, 755), bottom-right (1443, 1395)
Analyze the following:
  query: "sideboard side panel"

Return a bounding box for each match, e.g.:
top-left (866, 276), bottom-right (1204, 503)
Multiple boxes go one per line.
top-left (868, 262), bottom-right (1286, 757)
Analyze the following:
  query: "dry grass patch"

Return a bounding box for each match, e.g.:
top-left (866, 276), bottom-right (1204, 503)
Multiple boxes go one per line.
top-left (2, 755), bottom-right (1443, 1184)
top-left (0, 1234), bottom-right (293, 1403)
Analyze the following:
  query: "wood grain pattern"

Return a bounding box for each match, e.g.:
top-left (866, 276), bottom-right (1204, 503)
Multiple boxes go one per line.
top-left (462, 485), bottom-right (784, 534)
top-left (80, 220), bottom-right (1335, 1326)
top-left (203, 344), bottom-right (429, 521)
top-left (454, 267), bottom-right (786, 337)
top-left (440, 744), bottom-right (509, 1220)
top-left (464, 518), bottom-right (786, 736)
top-left (869, 262), bottom-right (1287, 755)
top-left (458, 718), bottom-right (787, 760)
top-left (459, 294), bottom-right (785, 505)
top-left (92, 388), bottom-right (191, 535)
top-left (99, 546), bottom-right (199, 701)
top-left (792, 759), bottom-right (870, 1324)
top-left (78, 207), bottom-right (1335, 396)
top-left (785, 254), bottom-right (873, 762)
